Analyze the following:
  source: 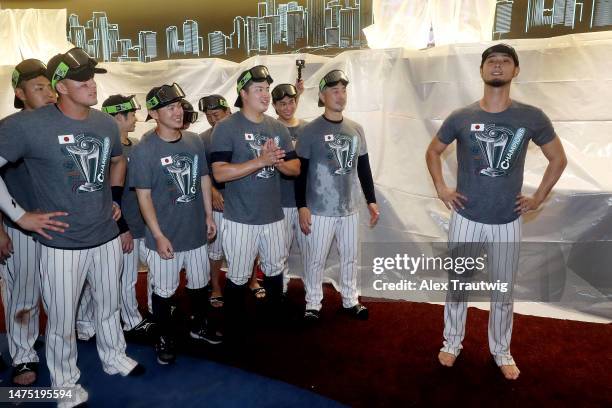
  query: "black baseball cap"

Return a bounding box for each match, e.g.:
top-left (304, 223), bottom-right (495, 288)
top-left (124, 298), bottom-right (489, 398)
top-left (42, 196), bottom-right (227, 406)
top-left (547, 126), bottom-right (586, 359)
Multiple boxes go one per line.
top-left (481, 43), bottom-right (519, 67)
top-left (199, 94), bottom-right (229, 112)
top-left (102, 94), bottom-right (141, 115)
top-left (46, 47), bottom-right (107, 90)
top-left (12, 59), bottom-right (48, 109)
top-left (318, 69), bottom-right (349, 107)
top-left (234, 65), bottom-right (273, 108)
top-left (272, 84), bottom-right (298, 103)
top-left (145, 83), bottom-right (186, 121)
top-left (181, 99), bottom-right (198, 124)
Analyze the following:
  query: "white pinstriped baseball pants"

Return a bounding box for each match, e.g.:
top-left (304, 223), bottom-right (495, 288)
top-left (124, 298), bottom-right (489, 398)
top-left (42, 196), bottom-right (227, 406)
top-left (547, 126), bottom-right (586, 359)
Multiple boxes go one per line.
top-left (303, 213), bottom-right (360, 311)
top-left (40, 237), bottom-right (137, 387)
top-left (146, 243), bottom-right (210, 298)
top-left (208, 211), bottom-right (224, 261)
top-left (222, 218), bottom-right (287, 286)
top-left (121, 238), bottom-right (147, 330)
top-left (76, 238), bottom-right (149, 334)
top-left (0, 226), bottom-right (40, 365)
top-left (441, 211), bottom-right (521, 367)
top-left (281, 207), bottom-right (307, 291)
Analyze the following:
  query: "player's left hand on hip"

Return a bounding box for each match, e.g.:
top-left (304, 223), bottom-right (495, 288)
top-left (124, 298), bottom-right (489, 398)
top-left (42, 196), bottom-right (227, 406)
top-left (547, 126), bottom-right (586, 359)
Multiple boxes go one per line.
top-left (368, 203), bottom-right (380, 227)
top-left (514, 194), bottom-right (542, 215)
top-left (111, 202), bottom-right (122, 221)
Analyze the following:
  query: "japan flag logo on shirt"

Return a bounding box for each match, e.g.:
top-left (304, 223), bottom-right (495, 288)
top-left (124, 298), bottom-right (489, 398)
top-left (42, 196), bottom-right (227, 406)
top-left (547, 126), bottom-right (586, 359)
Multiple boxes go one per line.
top-left (324, 134), bottom-right (334, 142)
top-left (58, 134), bottom-right (75, 144)
top-left (470, 124), bottom-right (485, 132)
top-left (244, 133), bottom-right (254, 140)
top-left (160, 156), bottom-right (173, 166)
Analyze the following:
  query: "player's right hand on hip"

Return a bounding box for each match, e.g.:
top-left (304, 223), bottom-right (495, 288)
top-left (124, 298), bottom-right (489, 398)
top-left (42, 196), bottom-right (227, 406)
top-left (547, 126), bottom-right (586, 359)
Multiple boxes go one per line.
top-left (155, 235), bottom-right (174, 259)
top-left (299, 207), bottom-right (312, 235)
top-left (16, 211), bottom-right (69, 240)
top-left (436, 187), bottom-right (467, 211)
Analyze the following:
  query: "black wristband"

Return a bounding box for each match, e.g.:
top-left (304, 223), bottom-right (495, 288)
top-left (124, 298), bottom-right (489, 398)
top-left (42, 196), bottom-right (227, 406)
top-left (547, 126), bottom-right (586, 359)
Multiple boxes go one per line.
top-left (117, 216), bottom-right (129, 234)
top-left (357, 154), bottom-right (376, 204)
top-left (295, 157), bottom-right (309, 208)
top-left (111, 186), bottom-right (124, 207)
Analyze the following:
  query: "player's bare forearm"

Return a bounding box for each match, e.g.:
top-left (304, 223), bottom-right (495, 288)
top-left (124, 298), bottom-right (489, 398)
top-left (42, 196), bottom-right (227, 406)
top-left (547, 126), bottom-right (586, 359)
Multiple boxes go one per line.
top-left (426, 137), bottom-right (467, 210)
top-left (532, 137), bottom-right (568, 203)
top-left (135, 189), bottom-right (164, 238)
top-left (276, 158), bottom-right (300, 176)
top-left (212, 159), bottom-right (266, 182)
top-left (425, 137), bottom-right (449, 192)
top-left (201, 176), bottom-right (214, 218)
top-left (109, 155), bottom-right (127, 187)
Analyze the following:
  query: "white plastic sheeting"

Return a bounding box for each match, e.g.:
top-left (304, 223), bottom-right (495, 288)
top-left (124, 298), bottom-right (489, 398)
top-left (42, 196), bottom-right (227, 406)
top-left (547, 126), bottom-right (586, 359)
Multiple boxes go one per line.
top-left (0, 8), bottom-right (73, 65)
top-left (364, 0), bottom-right (495, 49)
top-left (0, 10), bottom-right (611, 322)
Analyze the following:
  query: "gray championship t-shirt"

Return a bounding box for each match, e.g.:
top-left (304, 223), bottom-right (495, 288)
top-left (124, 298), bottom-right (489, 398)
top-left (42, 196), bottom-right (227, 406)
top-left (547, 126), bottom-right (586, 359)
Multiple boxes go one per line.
top-left (129, 130), bottom-right (208, 252)
top-left (121, 137), bottom-right (146, 239)
top-left (280, 119), bottom-right (308, 208)
top-left (296, 115), bottom-right (368, 217)
top-left (437, 101), bottom-right (556, 224)
top-left (210, 111), bottom-right (294, 225)
top-left (199, 127), bottom-right (225, 194)
top-left (0, 104), bottom-right (122, 249)
top-left (0, 115), bottom-right (37, 235)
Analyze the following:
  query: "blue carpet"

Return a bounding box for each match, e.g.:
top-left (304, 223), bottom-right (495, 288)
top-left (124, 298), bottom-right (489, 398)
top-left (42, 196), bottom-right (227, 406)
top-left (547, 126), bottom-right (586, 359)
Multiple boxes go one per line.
top-left (0, 334), bottom-right (344, 407)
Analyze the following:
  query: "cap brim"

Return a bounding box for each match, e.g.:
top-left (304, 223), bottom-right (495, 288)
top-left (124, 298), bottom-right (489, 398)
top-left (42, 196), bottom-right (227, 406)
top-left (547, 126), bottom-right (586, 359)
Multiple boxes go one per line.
top-left (234, 95), bottom-right (243, 108)
top-left (14, 95), bottom-right (24, 109)
top-left (94, 67), bottom-right (107, 74)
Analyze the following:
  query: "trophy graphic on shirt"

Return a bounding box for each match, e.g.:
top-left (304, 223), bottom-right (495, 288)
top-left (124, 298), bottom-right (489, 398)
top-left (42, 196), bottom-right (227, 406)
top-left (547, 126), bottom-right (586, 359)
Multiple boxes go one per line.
top-left (327, 134), bottom-right (358, 175)
top-left (66, 135), bottom-right (108, 192)
top-left (249, 134), bottom-right (279, 179)
top-left (167, 155), bottom-right (198, 203)
top-left (474, 125), bottom-right (513, 177)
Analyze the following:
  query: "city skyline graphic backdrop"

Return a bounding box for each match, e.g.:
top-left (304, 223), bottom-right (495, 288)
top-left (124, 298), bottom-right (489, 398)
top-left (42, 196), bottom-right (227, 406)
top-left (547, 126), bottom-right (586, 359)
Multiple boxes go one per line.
top-left (1, 0), bottom-right (373, 62)
top-left (2, 1), bottom-right (612, 62)
top-left (493, 0), bottom-right (612, 40)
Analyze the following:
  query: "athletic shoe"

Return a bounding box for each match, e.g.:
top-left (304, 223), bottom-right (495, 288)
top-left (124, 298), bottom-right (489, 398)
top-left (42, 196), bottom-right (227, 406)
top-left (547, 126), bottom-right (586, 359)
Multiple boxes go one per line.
top-left (155, 336), bottom-right (176, 365)
top-left (303, 309), bottom-right (320, 322)
top-left (11, 362), bottom-right (38, 385)
top-left (125, 317), bottom-right (157, 339)
top-left (58, 384), bottom-right (88, 408)
top-left (189, 326), bottom-right (223, 345)
top-left (126, 363), bottom-right (146, 377)
top-left (343, 303), bottom-right (369, 320)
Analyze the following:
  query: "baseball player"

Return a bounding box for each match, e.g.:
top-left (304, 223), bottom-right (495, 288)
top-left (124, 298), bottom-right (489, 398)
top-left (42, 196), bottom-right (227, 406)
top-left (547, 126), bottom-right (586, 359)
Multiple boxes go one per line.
top-left (199, 95), bottom-right (265, 307)
top-left (210, 65), bottom-right (300, 336)
top-left (101, 94), bottom-right (157, 340)
top-left (130, 83), bottom-right (219, 365)
top-left (295, 69), bottom-right (379, 323)
top-left (181, 99), bottom-right (198, 131)
top-left (0, 58), bottom-right (56, 386)
top-left (425, 44), bottom-right (567, 380)
top-left (271, 81), bottom-right (308, 294)
top-left (0, 48), bottom-right (144, 406)
top-left (198, 94), bottom-right (231, 307)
